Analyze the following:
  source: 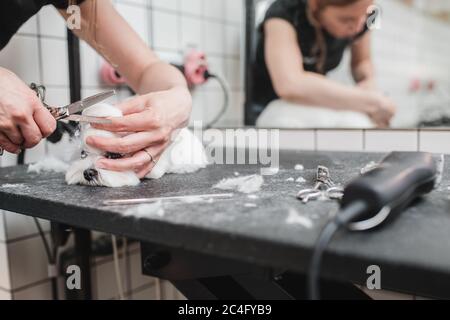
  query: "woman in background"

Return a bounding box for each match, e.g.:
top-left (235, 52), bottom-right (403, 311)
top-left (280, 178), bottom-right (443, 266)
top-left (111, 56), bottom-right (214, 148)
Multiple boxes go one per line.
top-left (0, 0), bottom-right (191, 177)
top-left (252, 0), bottom-right (396, 128)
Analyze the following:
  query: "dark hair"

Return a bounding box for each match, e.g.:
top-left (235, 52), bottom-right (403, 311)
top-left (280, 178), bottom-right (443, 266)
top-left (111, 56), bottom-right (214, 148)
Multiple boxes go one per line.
top-left (306, 0), bottom-right (366, 73)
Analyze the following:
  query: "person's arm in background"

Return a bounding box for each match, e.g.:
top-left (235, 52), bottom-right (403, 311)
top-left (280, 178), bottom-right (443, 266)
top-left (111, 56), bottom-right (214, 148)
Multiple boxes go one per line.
top-left (58, 0), bottom-right (191, 177)
top-left (351, 32), bottom-right (376, 90)
top-left (264, 18), bottom-right (395, 128)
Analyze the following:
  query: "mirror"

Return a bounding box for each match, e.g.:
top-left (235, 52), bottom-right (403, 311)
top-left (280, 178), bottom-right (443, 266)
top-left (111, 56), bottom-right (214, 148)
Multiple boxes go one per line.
top-left (243, 0), bottom-right (450, 129)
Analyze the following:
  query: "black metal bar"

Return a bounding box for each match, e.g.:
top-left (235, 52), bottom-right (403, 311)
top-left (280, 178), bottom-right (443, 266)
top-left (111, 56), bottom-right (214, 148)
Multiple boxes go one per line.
top-left (64, 29), bottom-right (92, 300)
top-left (67, 29), bottom-right (81, 102)
top-left (244, 0), bottom-right (256, 126)
top-left (72, 228), bottom-right (92, 300)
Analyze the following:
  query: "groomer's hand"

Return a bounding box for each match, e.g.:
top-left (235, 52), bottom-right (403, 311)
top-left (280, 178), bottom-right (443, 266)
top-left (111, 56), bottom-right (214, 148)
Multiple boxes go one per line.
top-left (365, 93), bottom-right (396, 128)
top-left (0, 67), bottom-right (56, 153)
top-left (86, 86), bottom-right (192, 178)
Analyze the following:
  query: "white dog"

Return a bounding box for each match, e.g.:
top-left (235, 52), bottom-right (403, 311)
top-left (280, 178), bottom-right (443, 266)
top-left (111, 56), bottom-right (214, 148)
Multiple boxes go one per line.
top-left (256, 99), bottom-right (375, 129)
top-left (65, 103), bottom-right (209, 187)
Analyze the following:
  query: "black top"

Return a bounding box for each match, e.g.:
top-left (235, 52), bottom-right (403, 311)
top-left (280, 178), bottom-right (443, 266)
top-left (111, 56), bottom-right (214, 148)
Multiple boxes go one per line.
top-left (0, 0), bottom-right (85, 50)
top-left (251, 0), bottom-right (368, 114)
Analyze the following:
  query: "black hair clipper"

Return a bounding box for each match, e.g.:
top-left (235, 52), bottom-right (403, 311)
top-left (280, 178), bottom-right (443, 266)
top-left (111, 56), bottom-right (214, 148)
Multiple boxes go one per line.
top-left (340, 152), bottom-right (444, 231)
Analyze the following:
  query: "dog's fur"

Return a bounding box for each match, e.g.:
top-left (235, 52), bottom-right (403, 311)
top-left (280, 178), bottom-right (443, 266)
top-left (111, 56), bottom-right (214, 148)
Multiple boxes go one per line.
top-left (65, 103), bottom-right (208, 187)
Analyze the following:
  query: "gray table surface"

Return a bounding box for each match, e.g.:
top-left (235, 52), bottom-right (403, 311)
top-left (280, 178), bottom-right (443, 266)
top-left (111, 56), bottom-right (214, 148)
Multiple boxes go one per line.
top-left (1, 150), bottom-right (450, 297)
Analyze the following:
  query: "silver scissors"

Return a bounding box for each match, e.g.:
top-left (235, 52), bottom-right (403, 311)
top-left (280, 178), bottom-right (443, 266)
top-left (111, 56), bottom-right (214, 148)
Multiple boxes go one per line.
top-left (30, 83), bottom-right (115, 124)
top-left (296, 166), bottom-right (344, 203)
top-left (0, 84), bottom-right (115, 156)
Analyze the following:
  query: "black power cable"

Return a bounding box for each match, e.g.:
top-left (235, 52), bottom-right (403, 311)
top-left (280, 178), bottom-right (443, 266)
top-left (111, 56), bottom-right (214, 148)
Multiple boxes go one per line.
top-left (204, 73), bottom-right (230, 129)
top-left (308, 201), bottom-right (368, 300)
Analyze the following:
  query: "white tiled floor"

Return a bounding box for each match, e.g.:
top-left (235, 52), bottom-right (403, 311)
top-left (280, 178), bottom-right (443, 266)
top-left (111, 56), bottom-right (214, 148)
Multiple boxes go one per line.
top-left (7, 235), bottom-right (51, 290)
top-left (0, 243), bottom-right (11, 290)
top-left (0, 213), bottom-right (5, 242)
top-left (0, 288), bottom-right (11, 300)
top-left (4, 212), bottom-right (50, 242)
top-left (361, 288), bottom-right (414, 300)
top-left (13, 281), bottom-right (52, 300)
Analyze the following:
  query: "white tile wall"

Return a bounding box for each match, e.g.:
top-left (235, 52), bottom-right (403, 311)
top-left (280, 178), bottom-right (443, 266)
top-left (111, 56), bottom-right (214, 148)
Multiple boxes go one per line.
top-left (152, 10), bottom-right (180, 50)
top-left (203, 20), bottom-right (224, 55)
top-left (17, 15), bottom-right (38, 36)
top-left (225, 0), bottom-right (244, 23)
top-left (38, 6), bottom-right (67, 38)
top-left (116, 3), bottom-right (150, 45)
top-left (279, 130), bottom-right (315, 151)
top-left (181, 16), bottom-right (203, 50)
top-left (317, 130), bottom-right (364, 152)
top-left (204, 0), bottom-right (224, 20)
top-left (180, 0), bottom-right (203, 16)
top-left (420, 131), bottom-right (450, 154)
top-left (364, 130), bottom-right (419, 152)
top-left (152, 0), bottom-right (178, 11)
top-left (0, 36), bottom-right (41, 84)
top-left (41, 38), bottom-right (69, 86)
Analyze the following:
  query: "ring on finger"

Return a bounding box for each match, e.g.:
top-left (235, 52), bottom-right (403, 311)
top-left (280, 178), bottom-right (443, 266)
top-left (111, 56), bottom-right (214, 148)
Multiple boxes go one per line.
top-left (143, 149), bottom-right (157, 165)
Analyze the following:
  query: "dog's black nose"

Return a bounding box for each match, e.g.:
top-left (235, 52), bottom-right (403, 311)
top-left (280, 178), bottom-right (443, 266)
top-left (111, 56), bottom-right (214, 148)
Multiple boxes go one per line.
top-left (83, 169), bottom-right (98, 181)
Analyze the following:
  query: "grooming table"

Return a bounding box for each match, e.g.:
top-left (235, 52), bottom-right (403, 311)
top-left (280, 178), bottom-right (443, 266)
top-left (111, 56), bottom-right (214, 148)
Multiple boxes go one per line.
top-left (1, 151), bottom-right (450, 299)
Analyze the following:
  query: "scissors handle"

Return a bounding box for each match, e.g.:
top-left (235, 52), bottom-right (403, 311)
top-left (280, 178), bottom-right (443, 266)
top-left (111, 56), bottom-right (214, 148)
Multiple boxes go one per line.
top-left (30, 83), bottom-right (65, 118)
top-left (30, 83), bottom-right (114, 123)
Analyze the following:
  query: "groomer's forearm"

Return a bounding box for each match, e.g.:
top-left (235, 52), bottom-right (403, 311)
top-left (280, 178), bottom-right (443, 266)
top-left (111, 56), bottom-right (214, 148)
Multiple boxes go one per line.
top-left (280, 72), bottom-right (377, 113)
top-left (352, 59), bottom-right (376, 89)
top-left (134, 61), bottom-right (188, 94)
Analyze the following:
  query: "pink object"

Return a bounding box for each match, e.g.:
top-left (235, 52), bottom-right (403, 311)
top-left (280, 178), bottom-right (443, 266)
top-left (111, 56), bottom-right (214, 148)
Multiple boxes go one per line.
top-left (427, 79), bottom-right (436, 92)
top-left (409, 78), bottom-right (421, 93)
top-left (100, 62), bottom-right (127, 86)
top-left (183, 50), bottom-right (209, 86)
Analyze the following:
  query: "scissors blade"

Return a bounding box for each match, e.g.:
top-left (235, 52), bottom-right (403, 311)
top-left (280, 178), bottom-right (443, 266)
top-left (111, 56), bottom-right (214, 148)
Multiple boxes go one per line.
top-left (65, 90), bottom-right (116, 115)
top-left (65, 114), bottom-right (113, 124)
